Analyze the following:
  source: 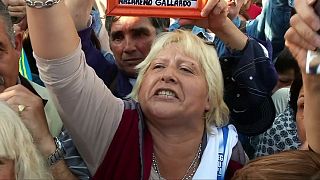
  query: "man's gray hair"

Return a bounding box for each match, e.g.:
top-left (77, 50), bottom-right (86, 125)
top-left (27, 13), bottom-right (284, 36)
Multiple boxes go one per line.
top-left (0, 1), bottom-right (15, 46)
top-left (105, 16), bottom-right (169, 35)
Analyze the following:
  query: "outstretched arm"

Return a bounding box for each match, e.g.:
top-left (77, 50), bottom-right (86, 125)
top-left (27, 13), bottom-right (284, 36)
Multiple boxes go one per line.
top-left (26, 0), bottom-right (78, 59)
top-left (180, 0), bottom-right (277, 137)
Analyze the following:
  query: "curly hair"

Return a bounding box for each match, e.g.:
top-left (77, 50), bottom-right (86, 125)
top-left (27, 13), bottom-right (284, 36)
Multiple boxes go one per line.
top-left (0, 101), bottom-right (53, 180)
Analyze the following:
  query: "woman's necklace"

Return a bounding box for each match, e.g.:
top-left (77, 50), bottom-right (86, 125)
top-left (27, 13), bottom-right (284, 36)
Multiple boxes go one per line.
top-left (152, 143), bottom-right (202, 180)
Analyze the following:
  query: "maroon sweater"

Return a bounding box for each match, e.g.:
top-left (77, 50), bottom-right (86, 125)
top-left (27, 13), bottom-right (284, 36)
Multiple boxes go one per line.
top-left (93, 102), bottom-right (243, 180)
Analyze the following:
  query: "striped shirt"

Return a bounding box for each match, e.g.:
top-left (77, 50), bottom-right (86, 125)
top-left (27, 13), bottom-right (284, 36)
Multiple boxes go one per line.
top-left (59, 127), bottom-right (91, 180)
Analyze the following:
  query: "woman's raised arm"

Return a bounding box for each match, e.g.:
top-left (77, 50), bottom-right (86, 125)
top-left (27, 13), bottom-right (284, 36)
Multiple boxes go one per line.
top-left (26, 0), bottom-right (79, 59)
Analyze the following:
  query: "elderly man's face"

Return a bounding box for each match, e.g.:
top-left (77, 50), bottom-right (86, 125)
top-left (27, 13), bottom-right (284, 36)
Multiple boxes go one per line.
top-left (109, 17), bottom-right (157, 78)
top-left (0, 19), bottom-right (20, 93)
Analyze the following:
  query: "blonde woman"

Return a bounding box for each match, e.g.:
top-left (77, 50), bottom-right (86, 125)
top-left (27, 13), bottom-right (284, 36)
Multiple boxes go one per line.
top-left (24, 0), bottom-right (255, 176)
top-left (0, 101), bottom-right (52, 180)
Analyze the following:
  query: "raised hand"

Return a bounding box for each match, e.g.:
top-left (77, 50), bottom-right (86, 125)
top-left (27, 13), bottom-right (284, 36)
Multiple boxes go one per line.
top-left (64, 0), bottom-right (94, 31)
top-left (179, 0), bottom-right (228, 32)
top-left (285, 0), bottom-right (320, 70)
top-left (285, 0), bottom-right (320, 154)
top-left (3, 0), bottom-right (26, 21)
top-left (0, 84), bottom-right (54, 154)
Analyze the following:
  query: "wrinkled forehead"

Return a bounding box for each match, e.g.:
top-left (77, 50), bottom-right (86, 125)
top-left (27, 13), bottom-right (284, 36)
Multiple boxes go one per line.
top-left (111, 16), bottom-right (153, 30)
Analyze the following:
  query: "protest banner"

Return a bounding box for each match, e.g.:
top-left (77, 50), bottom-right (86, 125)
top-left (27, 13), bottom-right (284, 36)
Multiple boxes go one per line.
top-left (107, 0), bottom-right (207, 18)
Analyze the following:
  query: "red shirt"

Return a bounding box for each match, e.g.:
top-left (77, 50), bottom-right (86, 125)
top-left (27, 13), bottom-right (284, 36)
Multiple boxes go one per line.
top-left (247, 4), bottom-right (262, 19)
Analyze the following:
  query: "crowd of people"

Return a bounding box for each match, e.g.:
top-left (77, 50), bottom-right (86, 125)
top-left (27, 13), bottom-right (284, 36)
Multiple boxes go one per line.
top-left (0, 0), bottom-right (319, 179)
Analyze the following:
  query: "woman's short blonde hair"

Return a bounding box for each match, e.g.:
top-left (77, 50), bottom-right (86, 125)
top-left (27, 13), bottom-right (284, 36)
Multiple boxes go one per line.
top-left (129, 30), bottom-right (229, 129)
top-left (0, 101), bottom-right (53, 180)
